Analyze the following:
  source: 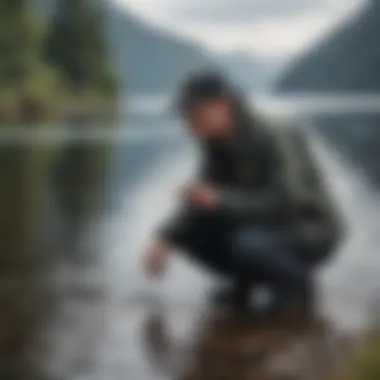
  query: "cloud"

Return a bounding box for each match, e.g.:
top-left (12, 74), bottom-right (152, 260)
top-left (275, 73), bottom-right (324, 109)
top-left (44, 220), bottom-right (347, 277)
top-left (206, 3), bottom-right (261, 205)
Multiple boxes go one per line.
top-left (166, 0), bottom-right (332, 23)
top-left (172, 11), bottom-right (340, 59)
top-left (113, 0), bottom-right (364, 59)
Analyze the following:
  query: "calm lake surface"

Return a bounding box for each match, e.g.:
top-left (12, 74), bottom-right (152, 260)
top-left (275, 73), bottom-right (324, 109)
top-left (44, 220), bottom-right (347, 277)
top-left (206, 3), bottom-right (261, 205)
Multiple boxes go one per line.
top-left (1, 96), bottom-right (380, 379)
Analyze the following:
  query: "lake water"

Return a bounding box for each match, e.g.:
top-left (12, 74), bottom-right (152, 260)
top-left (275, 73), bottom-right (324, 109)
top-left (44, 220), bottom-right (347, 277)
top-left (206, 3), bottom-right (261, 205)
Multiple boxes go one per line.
top-left (1, 96), bottom-right (380, 379)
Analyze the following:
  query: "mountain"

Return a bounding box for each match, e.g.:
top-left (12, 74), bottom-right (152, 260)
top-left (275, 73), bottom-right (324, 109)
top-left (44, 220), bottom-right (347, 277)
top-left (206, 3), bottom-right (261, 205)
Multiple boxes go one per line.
top-left (31, 0), bottom-right (277, 93)
top-left (277, 0), bottom-right (380, 93)
top-left (276, 0), bottom-right (380, 190)
top-left (31, 0), bottom-right (215, 93)
top-left (219, 52), bottom-right (276, 93)
top-left (105, 5), bottom-right (216, 93)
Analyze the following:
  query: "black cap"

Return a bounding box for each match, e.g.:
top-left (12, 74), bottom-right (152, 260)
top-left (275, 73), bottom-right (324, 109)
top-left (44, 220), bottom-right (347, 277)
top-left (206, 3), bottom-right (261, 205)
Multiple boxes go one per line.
top-left (177, 71), bottom-right (235, 113)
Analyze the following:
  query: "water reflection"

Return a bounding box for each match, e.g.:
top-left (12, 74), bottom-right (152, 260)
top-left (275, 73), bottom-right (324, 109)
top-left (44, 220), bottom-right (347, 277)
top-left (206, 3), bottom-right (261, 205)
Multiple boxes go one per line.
top-left (1, 102), bottom-right (380, 379)
top-left (0, 118), bottom-right (114, 379)
top-left (0, 141), bottom-right (54, 378)
top-left (53, 139), bottom-right (112, 259)
top-left (143, 300), bottom-right (342, 380)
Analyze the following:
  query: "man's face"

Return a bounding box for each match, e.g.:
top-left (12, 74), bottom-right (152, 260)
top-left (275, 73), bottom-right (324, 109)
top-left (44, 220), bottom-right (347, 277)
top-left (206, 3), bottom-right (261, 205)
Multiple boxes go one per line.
top-left (186, 97), bottom-right (235, 140)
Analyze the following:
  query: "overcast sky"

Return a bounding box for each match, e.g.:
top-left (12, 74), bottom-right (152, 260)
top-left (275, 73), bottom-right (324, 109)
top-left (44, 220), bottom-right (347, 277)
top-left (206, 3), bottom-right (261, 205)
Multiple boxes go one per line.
top-left (112, 0), bottom-right (365, 60)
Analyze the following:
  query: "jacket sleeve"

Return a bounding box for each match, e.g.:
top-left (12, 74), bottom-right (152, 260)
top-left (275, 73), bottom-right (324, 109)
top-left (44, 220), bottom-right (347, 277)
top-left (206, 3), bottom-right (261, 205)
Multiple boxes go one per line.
top-left (217, 133), bottom-right (297, 218)
top-left (219, 182), bottom-right (292, 218)
top-left (157, 205), bottom-right (194, 247)
top-left (289, 127), bottom-right (347, 252)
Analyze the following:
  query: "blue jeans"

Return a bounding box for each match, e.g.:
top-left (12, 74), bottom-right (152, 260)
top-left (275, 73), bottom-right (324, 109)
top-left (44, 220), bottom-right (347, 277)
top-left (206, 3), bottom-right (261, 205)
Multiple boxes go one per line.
top-left (181, 224), bottom-right (309, 292)
top-left (230, 226), bottom-right (309, 290)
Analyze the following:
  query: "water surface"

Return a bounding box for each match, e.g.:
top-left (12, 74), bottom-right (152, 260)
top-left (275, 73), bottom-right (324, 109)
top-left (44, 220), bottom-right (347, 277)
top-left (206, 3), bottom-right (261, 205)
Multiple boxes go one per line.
top-left (1, 97), bottom-right (379, 379)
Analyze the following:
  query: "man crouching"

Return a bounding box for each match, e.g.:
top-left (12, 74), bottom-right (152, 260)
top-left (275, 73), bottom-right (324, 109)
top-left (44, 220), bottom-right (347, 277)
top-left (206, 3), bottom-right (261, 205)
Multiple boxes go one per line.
top-left (143, 72), bottom-right (345, 314)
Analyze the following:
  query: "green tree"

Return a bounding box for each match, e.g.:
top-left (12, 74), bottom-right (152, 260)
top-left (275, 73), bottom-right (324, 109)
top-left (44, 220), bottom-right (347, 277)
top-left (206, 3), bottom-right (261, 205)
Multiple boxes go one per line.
top-left (0, 0), bottom-right (42, 86)
top-left (0, 0), bottom-right (63, 122)
top-left (45, 0), bottom-right (118, 97)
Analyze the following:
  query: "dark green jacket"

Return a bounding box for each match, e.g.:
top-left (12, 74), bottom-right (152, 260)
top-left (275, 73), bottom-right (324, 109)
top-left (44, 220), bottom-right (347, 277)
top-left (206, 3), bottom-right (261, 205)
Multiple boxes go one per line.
top-left (161, 105), bottom-right (346, 261)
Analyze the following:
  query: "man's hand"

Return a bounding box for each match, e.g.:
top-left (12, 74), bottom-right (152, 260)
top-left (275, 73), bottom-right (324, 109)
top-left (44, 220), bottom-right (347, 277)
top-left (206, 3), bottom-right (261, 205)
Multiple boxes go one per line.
top-left (182, 182), bottom-right (221, 210)
top-left (144, 239), bottom-right (171, 279)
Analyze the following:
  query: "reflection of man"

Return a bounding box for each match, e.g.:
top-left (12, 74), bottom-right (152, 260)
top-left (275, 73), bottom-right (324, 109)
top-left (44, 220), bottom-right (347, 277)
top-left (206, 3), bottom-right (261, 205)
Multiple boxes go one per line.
top-left (143, 73), bottom-right (345, 312)
top-left (143, 307), bottom-right (338, 380)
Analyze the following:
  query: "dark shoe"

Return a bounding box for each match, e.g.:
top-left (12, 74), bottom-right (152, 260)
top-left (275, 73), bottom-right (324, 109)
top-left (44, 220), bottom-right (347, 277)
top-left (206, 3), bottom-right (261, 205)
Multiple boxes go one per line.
top-left (297, 276), bottom-right (317, 317)
top-left (211, 283), bottom-right (251, 309)
top-left (266, 276), bottom-right (317, 318)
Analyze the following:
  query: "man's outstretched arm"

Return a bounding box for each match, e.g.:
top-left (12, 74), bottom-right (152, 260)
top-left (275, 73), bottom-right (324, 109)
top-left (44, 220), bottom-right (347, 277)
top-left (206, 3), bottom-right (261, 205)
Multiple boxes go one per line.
top-left (144, 206), bottom-right (194, 278)
top-left (158, 206), bottom-right (194, 247)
